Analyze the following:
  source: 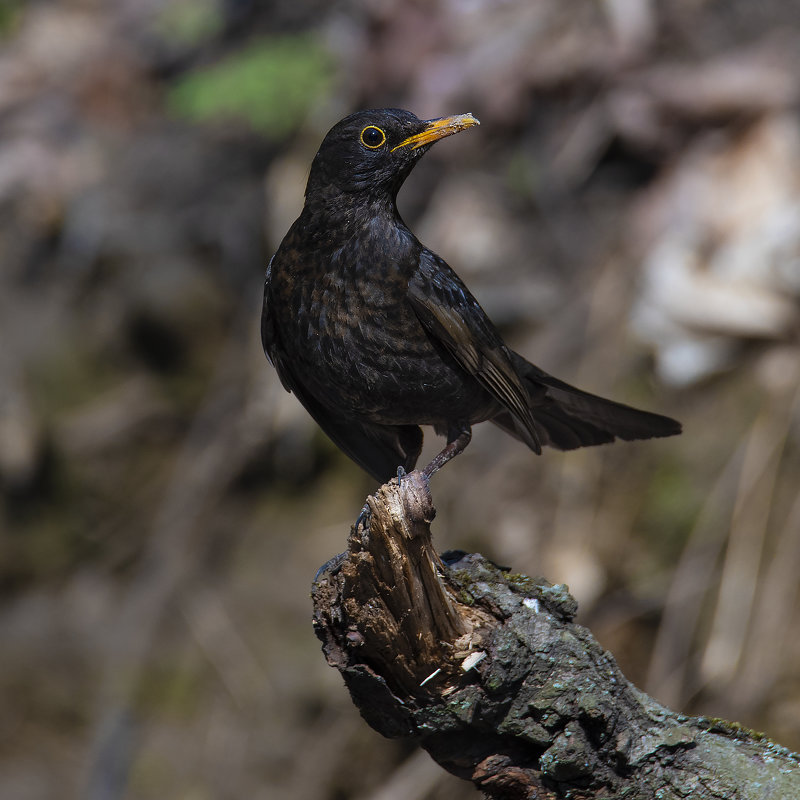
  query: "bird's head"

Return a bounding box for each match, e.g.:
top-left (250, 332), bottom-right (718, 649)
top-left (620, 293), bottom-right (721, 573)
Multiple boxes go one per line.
top-left (305, 108), bottom-right (480, 201)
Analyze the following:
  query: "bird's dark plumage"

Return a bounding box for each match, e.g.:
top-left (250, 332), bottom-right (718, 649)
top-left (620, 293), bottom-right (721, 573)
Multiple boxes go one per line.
top-left (262, 109), bottom-right (681, 482)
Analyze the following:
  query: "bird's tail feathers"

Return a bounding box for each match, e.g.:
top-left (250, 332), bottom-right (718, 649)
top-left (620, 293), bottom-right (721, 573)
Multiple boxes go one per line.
top-left (498, 352), bottom-right (681, 451)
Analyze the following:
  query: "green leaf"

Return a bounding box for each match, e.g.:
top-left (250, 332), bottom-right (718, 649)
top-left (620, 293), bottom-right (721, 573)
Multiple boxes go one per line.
top-left (167, 34), bottom-right (334, 139)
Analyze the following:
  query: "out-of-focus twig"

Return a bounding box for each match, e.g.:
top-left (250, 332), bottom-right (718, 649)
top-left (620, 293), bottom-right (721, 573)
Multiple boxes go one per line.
top-left (84, 310), bottom-right (261, 800)
top-left (700, 396), bottom-right (795, 687)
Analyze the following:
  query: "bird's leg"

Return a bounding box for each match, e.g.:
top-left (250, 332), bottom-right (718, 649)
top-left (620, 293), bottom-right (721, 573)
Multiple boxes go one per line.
top-left (422, 426), bottom-right (472, 478)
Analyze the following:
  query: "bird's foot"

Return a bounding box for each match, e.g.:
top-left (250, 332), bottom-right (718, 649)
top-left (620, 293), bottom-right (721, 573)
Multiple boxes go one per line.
top-left (355, 502), bottom-right (371, 532)
top-left (396, 465), bottom-right (407, 484)
top-left (312, 551), bottom-right (348, 586)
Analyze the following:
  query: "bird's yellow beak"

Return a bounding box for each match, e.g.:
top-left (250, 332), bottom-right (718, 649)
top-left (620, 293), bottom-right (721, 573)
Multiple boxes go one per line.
top-left (391, 113), bottom-right (480, 152)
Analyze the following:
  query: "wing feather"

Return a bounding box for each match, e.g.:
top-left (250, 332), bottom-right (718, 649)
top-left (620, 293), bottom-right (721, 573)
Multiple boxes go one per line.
top-left (408, 252), bottom-right (541, 452)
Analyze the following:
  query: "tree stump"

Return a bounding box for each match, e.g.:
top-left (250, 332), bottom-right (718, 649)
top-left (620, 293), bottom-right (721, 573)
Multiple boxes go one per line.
top-left (311, 471), bottom-right (800, 799)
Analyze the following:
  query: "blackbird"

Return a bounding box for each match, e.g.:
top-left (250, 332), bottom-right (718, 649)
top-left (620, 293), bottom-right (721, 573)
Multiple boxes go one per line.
top-left (262, 109), bottom-right (681, 483)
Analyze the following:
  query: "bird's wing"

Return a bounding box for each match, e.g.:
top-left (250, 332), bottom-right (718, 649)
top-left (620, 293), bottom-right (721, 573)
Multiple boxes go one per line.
top-left (408, 251), bottom-right (541, 452)
top-left (261, 256), bottom-right (281, 370)
top-left (262, 260), bottom-right (422, 482)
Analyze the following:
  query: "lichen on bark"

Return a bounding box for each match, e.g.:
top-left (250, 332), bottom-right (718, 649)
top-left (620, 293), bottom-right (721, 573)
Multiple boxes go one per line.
top-left (312, 472), bottom-right (800, 799)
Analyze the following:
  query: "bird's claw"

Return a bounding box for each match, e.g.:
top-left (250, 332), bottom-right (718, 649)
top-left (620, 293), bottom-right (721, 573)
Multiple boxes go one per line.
top-left (355, 503), bottom-right (371, 532)
top-left (314, 501), bottom-right (373, 586)
top-left (312, 551), bottom-right (348, 585)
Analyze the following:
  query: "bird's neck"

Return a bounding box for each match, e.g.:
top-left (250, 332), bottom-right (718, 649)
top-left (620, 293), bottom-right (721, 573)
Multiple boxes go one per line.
top-left (304, 187), bottom-right (407, 240)
top-left (295, 188), bottom-right (419, 278)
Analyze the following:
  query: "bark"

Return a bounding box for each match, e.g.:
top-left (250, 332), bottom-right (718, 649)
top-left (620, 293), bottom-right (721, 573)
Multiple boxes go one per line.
top-left (311, 471), bottom-right (800, 799)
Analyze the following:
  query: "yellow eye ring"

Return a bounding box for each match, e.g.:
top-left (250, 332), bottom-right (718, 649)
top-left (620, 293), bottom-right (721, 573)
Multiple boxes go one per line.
top-left (360, 125), bottom-right (387, 149)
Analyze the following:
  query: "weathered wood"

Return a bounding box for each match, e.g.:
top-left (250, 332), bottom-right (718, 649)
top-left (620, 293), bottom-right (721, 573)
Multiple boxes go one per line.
top-left (312, 471), bottom-right (800, 799)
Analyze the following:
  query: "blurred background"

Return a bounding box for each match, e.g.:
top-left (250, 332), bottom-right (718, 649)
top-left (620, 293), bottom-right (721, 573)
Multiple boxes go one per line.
top-left (1, 1), bottom-right (799, 798)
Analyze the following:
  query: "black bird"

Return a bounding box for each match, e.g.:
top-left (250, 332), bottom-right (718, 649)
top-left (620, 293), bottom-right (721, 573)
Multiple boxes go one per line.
top-left (262, 109), bottom-right (680, 483)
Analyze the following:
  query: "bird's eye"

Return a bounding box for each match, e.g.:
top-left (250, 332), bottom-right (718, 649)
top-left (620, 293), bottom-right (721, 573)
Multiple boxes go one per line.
top-left (360, 126), bottom-right (386, 149)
